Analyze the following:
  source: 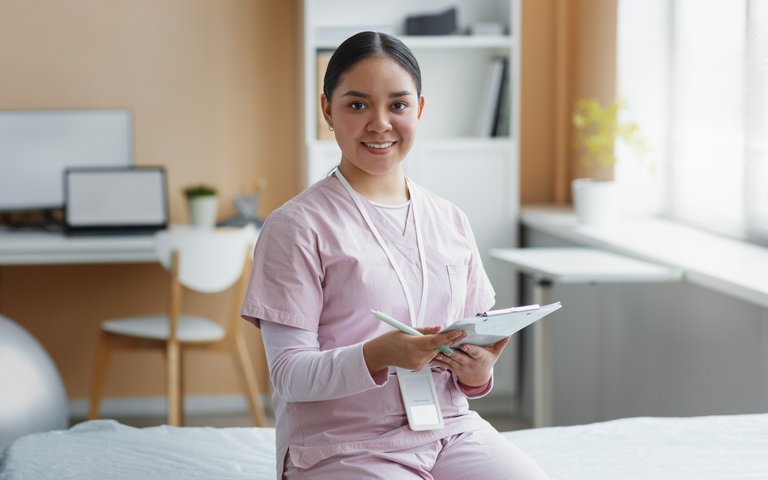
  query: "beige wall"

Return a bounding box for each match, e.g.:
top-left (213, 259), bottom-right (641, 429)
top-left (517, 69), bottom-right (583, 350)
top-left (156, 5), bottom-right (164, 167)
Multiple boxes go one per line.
top-left (520, 0), bottom-right (558, 204)
top-left (0, 0), bottom-right (617, 405)
top-left (520, 0), bottom-right (617, 203)
top-left (0, 0), bottom-right (300, 400)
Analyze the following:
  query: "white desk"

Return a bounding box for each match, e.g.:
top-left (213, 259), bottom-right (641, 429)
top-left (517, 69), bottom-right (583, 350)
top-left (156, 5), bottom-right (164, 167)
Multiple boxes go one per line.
top-left (489, 247), bottom-right (682, 427)
top-left (0, 225), bottom-right (260, 266)
top-left (0, 230), bottom-right (157, 265)
top-left (521, 205), bottom-right (768, 309)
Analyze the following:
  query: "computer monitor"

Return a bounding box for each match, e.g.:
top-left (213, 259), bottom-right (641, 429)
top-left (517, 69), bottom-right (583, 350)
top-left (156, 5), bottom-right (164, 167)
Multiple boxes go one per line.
top-left (0, 109), bottom-right (133, 212)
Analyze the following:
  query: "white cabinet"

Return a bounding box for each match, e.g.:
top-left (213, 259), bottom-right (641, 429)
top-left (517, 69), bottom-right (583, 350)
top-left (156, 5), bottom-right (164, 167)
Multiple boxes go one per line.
top-left (301, 0), bottom-right (521, 409)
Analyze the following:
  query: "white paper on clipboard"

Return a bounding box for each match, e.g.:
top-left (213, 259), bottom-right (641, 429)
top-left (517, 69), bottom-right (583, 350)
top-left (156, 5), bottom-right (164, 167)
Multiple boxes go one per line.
top-left (439, 302), bottom-right (562, 347)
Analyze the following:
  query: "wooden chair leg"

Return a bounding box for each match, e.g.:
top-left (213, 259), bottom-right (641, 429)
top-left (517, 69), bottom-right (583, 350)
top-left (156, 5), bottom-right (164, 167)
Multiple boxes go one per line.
top-left (233, 334), bottom-right (268, 427)
top-left (89, 331), bottom-right (112, 420)
top-left (178, 347), bottom-right (185, 424)
top-left (166, 340), bottom-right (183, 426)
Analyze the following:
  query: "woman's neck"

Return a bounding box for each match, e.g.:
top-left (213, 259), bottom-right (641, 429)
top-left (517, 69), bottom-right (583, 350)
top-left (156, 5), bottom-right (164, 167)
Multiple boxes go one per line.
top-left (337, 162), bottom-right (409, 205)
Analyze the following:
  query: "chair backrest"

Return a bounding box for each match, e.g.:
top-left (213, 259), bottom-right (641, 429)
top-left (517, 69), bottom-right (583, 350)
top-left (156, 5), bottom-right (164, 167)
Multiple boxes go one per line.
top-left (155, 225), bottom-right (256, 293)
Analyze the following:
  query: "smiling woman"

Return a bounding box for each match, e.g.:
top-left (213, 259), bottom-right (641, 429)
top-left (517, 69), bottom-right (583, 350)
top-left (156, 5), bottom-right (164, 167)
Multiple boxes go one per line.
top-left (319, 34), bottom-right (425, 204)
top-left (320, 55), bottom-right (423, 199)
top-left (240, 31), bottom-right (547, 480)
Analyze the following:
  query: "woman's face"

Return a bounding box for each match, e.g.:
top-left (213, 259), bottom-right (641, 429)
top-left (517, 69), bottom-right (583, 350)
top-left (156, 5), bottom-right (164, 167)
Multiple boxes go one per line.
top-left (322, 56), bottom-right (424, 180)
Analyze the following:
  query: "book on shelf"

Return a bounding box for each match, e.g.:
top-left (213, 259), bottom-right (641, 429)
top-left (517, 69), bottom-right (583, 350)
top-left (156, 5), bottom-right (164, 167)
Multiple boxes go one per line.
top-left (316, 50), bottom-right (335, 141)
top-left (475, 56), bottom-right (508, 138)
top-left (493, 57), bottom-right (510, 137)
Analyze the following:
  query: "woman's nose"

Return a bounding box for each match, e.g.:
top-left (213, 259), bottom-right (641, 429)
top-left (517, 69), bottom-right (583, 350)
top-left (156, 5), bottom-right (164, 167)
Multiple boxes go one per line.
top-left (367, 109), bottom-right (392, 133)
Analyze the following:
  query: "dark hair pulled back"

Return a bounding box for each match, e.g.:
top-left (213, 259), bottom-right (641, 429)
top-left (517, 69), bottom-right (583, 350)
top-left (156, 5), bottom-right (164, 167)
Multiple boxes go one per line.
top-left (323, 31), bottom-right (422, 102)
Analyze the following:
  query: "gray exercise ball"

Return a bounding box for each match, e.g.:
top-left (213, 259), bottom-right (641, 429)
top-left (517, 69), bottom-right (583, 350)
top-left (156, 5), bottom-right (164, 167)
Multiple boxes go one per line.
top-left (0, 315), bottom-right (68, 451)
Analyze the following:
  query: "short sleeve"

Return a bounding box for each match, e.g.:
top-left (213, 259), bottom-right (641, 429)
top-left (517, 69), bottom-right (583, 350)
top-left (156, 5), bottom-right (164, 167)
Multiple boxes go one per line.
top-left (461, 213), bottom-right (496, 317)
top-left (241, 211), bottom-right (323, 332)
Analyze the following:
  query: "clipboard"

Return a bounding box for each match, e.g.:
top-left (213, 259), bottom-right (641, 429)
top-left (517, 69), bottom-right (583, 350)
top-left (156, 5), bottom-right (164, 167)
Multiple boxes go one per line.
top-left (439, 302), bottom-right (562, 347)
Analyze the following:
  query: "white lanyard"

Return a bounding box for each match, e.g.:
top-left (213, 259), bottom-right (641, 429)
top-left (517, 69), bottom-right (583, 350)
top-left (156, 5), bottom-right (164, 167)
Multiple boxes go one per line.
top-left (333, 168), bottom-right (429, 327)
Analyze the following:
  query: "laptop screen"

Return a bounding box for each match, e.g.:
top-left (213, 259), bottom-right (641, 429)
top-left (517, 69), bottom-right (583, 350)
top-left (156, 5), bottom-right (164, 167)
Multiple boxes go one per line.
top-left (64, 167), bottom-right (167, 235)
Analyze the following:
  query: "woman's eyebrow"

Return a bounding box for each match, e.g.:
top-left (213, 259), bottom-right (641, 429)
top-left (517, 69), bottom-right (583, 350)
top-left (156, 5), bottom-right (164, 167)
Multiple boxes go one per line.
top-left (341, 90), bottom-right (369, 98)
top-left (340, 90), bottom-right (415, 98)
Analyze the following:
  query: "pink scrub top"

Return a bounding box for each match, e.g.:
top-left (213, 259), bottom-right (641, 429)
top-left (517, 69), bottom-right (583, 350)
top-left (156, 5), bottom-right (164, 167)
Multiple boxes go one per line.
top-left (241, 174), bottom-right (496, 477)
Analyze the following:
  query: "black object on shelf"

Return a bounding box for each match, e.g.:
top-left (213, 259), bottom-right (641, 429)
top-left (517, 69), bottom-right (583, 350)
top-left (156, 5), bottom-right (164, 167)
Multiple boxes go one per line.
top-left (405, 8), bottom-right (458, 36)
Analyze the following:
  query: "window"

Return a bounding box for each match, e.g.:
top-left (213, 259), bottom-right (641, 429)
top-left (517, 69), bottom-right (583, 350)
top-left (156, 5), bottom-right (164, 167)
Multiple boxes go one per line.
top-left (617, 0), bottom-right (768, 243)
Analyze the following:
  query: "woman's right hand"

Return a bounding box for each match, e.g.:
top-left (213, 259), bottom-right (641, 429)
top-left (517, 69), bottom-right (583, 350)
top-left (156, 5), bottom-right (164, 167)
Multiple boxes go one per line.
top-left (362, 327), bottom-right (467, 375)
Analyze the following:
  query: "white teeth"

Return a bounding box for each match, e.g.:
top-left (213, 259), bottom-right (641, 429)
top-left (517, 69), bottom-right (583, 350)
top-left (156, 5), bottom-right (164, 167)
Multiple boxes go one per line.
top-left (365, 142), bottom-right (393, 149)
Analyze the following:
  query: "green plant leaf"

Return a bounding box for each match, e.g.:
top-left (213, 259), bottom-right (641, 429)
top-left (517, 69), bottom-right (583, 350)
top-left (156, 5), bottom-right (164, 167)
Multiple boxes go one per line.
top-left (571, 97), bottom-right (645, 174)
top-left (184, 184), bottom-right (217, 197)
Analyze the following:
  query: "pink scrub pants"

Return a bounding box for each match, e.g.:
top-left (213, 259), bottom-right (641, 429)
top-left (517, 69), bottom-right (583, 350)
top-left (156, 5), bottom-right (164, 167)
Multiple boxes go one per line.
top-left (284, 427), bottom-right (550, 479)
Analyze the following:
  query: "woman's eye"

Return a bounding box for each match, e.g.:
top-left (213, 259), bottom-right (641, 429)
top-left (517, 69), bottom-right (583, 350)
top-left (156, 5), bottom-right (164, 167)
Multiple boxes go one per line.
top-left (392, 102), bottom-right (408, 111)
top-left (349, 102), bottom-right (366, 111)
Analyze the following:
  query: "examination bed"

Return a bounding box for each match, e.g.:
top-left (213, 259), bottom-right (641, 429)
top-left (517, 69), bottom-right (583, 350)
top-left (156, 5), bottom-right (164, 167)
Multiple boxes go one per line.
top-left (1, 413), bottom-right (766, 479)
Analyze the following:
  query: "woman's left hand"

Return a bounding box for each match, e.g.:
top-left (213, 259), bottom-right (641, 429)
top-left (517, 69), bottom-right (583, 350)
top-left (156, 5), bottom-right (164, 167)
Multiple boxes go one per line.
top-left (430, 337), bottom-right (511, 388)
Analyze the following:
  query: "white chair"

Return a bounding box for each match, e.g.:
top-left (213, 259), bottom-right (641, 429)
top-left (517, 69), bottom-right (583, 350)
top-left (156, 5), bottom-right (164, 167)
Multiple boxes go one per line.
top-left (89, 225), bottom-right (267, 427)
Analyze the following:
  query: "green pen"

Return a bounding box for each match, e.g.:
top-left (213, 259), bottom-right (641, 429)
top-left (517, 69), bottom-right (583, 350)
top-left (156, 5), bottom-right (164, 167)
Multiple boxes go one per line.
top-left (370, 310), bottom-right (454, 355)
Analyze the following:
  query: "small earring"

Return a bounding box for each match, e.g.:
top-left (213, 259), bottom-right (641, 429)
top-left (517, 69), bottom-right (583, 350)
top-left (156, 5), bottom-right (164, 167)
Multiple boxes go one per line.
top-left (328, 125), bottom-right (334, 131)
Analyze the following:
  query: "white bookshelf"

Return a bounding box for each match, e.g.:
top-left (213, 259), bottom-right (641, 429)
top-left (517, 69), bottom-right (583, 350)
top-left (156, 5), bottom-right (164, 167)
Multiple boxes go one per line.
top-left (301, 0), bottom-right (521, 410)
top-left (315, 35), bottom-right (514, 50)
top-left (303, 0), bottom-right (518, 143)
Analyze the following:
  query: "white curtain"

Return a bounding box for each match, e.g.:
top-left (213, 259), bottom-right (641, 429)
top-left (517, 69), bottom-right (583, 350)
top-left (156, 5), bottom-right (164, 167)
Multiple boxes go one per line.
top-left (746, 0), bottom-right (768, 241)
top-left (617, 0), bottom-right (768, 243)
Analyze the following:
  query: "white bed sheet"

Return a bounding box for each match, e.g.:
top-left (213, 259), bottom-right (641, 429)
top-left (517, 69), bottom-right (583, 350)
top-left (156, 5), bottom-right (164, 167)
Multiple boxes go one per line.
top-left (505, 413), bottom-right (768, 479)
top-left (1, 414), bottom-right (767, 479)
top-left (0, 420), bottom-right (276, 480)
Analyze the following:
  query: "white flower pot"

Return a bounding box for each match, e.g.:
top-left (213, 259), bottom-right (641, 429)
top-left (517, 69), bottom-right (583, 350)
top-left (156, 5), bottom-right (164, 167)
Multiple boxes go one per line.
top-left (572, 179), bottom-right (620, 226)
top-left (187, 196), bottom-right (218, 229)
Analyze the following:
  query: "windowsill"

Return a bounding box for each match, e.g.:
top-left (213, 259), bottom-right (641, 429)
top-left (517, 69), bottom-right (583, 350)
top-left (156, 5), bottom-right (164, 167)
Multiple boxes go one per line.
top-left (520, 205), bottom-right (768, 309)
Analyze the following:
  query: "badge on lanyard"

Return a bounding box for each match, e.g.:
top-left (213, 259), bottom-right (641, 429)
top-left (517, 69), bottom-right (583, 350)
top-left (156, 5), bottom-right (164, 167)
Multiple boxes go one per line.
top-left (395, 366), bottom-right (444, 431)
top-left (335, 168), bottom-right (443, 430)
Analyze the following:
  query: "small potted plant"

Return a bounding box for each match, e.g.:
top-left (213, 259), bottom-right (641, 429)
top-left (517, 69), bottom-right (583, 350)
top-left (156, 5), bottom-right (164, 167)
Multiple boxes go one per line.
top-left (184, 184), bottom-right (218, 228)
top-left (571, 98), bottom-right (645, 225)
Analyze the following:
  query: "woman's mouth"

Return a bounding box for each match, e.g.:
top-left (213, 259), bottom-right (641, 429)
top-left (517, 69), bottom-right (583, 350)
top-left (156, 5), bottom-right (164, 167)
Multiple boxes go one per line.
top-left (362, 141), bottom-right (396, 154)
top-left (364, 141), bottom-right (394, 149)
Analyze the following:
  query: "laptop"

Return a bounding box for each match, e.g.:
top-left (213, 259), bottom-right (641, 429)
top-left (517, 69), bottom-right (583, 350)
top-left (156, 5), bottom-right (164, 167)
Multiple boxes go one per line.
top-left (64, 166), bottom-right (168, 236)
